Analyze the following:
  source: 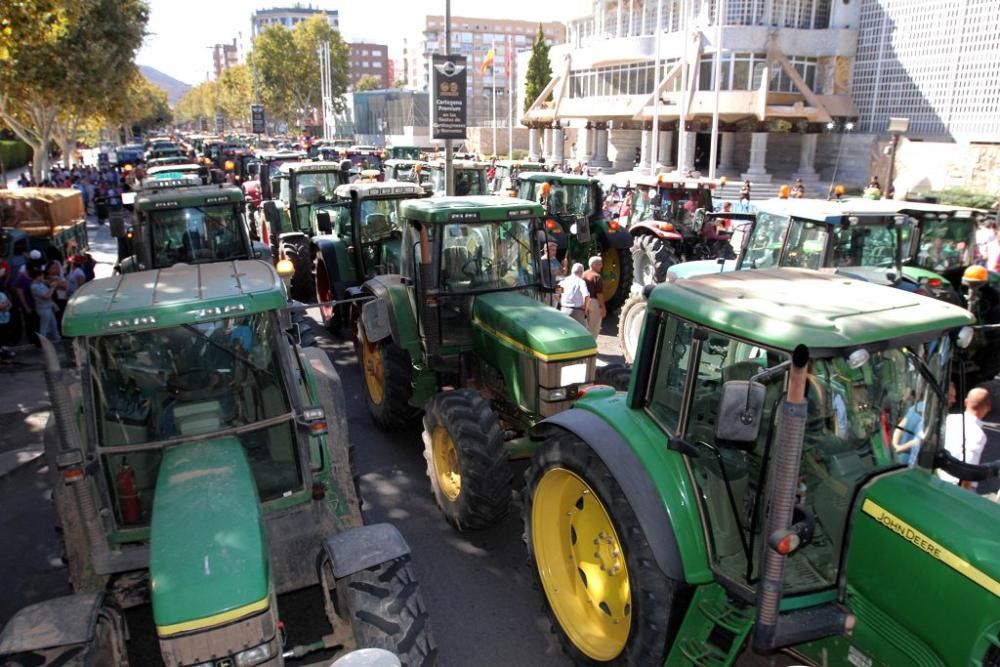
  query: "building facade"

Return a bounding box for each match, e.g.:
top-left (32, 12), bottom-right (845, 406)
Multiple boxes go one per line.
top-left (250, 5), bottom-right (340, 37)
top-left (853, 0), bottom-right (1000, 142)
top-left (349, 42), bottom-right (390, 90)
top-left (521, 0), bottom-right (859, 184)
top-left (419, 16), bottom-right (565, 127)
top-left (212, 39), bottom-right (239, 80)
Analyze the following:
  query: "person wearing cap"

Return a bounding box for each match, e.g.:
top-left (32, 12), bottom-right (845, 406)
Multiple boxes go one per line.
top-left (559, 263), bottom-right (589, 326)
top-left (581, 256), bottom-right (606, 338)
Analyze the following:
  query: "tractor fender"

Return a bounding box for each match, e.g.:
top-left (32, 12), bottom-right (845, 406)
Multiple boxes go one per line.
top-left (358, 276), bottom-right (416, 347)
top-left (323, 523), bottom-right (411, 579)
top-left (0, 593), bottom-right (121, 655)
top-left (313, 236), bottom-right (353, 300)
top-left (630, 222), bottom-right (683, 243)
top-left (592, 217), bottom-right (633, 249)
top-left (533, 409), bottom-right (685, 581)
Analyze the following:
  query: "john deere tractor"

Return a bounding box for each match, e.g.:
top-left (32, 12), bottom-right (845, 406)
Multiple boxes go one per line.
top-left (356, 197), bottom-right (597, 530)
top-left (517, 172), bottom-right (634, 309)
top-left (524, 267), bottom-right (999, 666)
top-left (2, 260), bottom-right (435, 666)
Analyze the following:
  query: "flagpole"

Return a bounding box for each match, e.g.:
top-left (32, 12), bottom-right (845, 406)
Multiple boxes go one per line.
top-left (507, 35), bottom-right (513, 160)
top-left (492, 37), bottom-right (497, 157)
top-left (708, 0), bottom-right (724, 180)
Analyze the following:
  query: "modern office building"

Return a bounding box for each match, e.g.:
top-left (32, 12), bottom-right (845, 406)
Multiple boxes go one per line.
top-left (348, 42), bottom-right (390, 90)
top-left (419, 16), bottom-right (565, 127)
top-left (521, 0), bottom-right (859, 182)
top-left (853, 0), bottom-right (1000, 142)
top-left (211, 39), bottom-right (239, 80)
top-left (251, 5), bottom-right (340, 37)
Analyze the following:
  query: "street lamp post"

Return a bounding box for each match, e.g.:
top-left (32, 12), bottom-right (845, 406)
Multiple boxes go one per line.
top-left (828, 119), bottom-right (854, 195)
top-left (885, 116), bottom-right (910, 199)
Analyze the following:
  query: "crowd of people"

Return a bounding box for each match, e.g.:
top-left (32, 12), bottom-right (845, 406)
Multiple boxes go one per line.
top-left (16, 163), bottom-right (129, 226)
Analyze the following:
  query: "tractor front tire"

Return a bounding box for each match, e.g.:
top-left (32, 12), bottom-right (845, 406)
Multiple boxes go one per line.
top-left (631, 235), bottom-right (678, 288)
top-left (358, 323), bottom-right (419, 430)
top-left (600, 244), bottom-right (634, 311)
top-left (616, 291), bottom-right (647, 365)
top-left (281, 237), bottom-right (315, 303)
top-left (336, 556), bottom-right (437, 667)
top-left (524, 431), bottom-right (686, 665)
top-left (422, 390), bottom-right (512, 530)
top-left (314, 256), bottom-right (342, 334)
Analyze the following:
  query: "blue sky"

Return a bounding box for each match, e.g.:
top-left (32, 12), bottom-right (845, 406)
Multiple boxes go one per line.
top-left (138, 0), bottom-right (590, 85)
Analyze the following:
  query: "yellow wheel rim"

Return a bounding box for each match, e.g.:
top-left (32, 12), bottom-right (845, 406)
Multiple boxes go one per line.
top-left (360, 331), bottom-right (384, 405)
top-left (431, 425), bottom-right (461, 502)
top-left (601, 247), bottom-right (620, 303)
top-left (532, 468), bottom-right (631, 661)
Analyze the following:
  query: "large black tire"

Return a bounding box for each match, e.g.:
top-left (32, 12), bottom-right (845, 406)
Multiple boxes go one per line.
top-left (358, 322), bottom-right (420, 430)
top-left (631, 235), bottom-right (679, 288)
top-left (523, 432), bottom-right (687, 665)
top-left (281, 237), bottom-right (315, 302)
top-left (616, 291), bottom-right (647, 365)
top-left (421, 389), bottom-right (512, 530)
top-left (596, 362), bottom-right (632, 392)
top-left (600, 243), bottom-right (634, 311)
top-left (336, 556), bottom-right (438, 667)
top-left (314, 256), bottom-right (342, 334)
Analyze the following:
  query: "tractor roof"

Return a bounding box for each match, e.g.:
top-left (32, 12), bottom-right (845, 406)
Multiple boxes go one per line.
top-left (335, 180), bottom-right (426, 199)
top-left (401, 196), bottom-right (542, 224)
top-left (63, 260), bottom-right (286, 337)
top-left (146, 163), bottom-right (202, 177)
top-left (755, 198), bottom-right (913, 223)
top-left (840, 198), bottom-right (982, 218)
top-left (134, 184), bottom-right (243, 207)
top-left (518, 172), bottom-right (596, 185)
top-left (257, 150), bottom-right (306, 161)
top-left (495, 160), bottom-right (544, 168)
top-left (137, 173), bottom-right (204, 191)
top-left (277, 160), bottom-right (346, 175)
top-left (628, 173), bottom-right (721, 190)
top-left (650, 267), bottom-right (973, 353)
top-left (384, 158), bottom-right (428, 167)
top-left (426, 159), bottom-right (488, 169)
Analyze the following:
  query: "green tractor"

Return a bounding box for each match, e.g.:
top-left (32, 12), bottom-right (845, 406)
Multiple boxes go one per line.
top-left (524, 267), bottom-right (999, 666)
top-left (356, 197), bottom-right (598, 530)
top-left (310, 179), bottom-right (429, 331)
top-left (424, 159), bottom-right (489, 196)
top-left (487, 160), bottom-right (546, 196)
top-left (256, 160), bottom-right (352, 301)
top-left (384, 158), bottom-right (430, 187)
top-left (117, 182), bottom-right (266, 273)
top-left (4, 260), bottom-right (435, 666)
top-left (386, 145), bottom-right (422, 161)
top-left (517, 172), bottom-right (634, 309)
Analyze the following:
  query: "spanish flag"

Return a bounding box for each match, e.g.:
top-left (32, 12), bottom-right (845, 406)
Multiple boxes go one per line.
top-left (480, 46), bottom-right (495, 75)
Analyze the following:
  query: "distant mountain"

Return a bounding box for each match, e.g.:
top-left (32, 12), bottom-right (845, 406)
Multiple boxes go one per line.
top-left (139, 65), bottom-right (192, 106)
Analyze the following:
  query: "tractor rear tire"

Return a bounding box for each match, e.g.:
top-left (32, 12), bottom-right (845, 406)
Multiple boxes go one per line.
top-left (596, 362), bottom-right (632, 392)
top-left (617, 291), bottom-right (647, 365)
top-left (422, 390), bottom-right (512, 530)
top-left (523, 431), bottom-right (686, 665)
top-left (281, 237), bottom-right (315, 303)
top-left (631, 235), bottom-right (678, 288)
top-left (314, 256), bottom-right (342, 334)
top-left (358, 323), bottom-right (419, 431)
top-left (338, 555), bottom-right (438, 667)
top-left (599, 244), bottom-right (634, 311)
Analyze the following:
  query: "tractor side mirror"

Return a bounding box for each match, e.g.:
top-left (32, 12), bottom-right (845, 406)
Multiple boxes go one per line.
top-left (715, 380), bottom-right (766, 450)
top-left (317, 211), bottom-right (332, 234)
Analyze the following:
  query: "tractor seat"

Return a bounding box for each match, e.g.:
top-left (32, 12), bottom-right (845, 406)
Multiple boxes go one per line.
top-left (298, 185), bottom-right (321, 204)
top-left (365, 213), bottom-right (391, 238)
top-left (441, 246), bottom-right (471, 288)
top-left (172, 400), bottom-right (224, 436)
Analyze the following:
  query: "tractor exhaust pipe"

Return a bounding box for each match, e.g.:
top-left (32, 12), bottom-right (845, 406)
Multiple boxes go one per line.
top-left (417, 224), bottom-right (439, 356)
top-left (754, 344), bottom-right (809, 651)
top-left (39, 337), bottom-right (111, 568)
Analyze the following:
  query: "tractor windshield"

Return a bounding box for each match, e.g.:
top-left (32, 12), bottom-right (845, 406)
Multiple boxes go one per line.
top-left (915, 218), bottom-right (974, 272)
top-left (358, 198), bottom-right (402, 242)
top-left (88, 312), bottom-right (303, 524)
top-left (829, 219), bottom-right (910, 269)
top-left (649, 316), bottom-right (952, 597)
top-left (629, 187), bottom-right (657, 224)
top-left (149, 204), bottom-right (247, 267)
top-left (431, 169), bottom-right (486, 196)
top-left (295, 171), bottom-right (342, 201)
top-left (439, 218), bottom-right (539, 292)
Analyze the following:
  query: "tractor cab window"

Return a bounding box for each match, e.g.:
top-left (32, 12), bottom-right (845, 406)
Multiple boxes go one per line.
top-left (357, 198), bottom-right (403, 275)
top-left (743, 212), bottom-right (791, 269)
top-left (149, 204), bottom-right (246, 267)
top-left (780, 219), bottom-right (828, 270)
top-left (629, 187), bottom-right (656, 225)
top-left (438, 219), bottom-right (539, 293)
top-left (437, 169), bottom-right (485, 196)
top-left (87, 313), bottom-right (303, 526)
top-left (547, 184), bottom-right (592, 217)
top-left (916, 218), bottom-right (973, 273)
top-left (830, 219), bottom-right (910, 268)
top-left (295, 171), bottom-right (341, 202)
top-left (657, 324), bottom-right (951, 597)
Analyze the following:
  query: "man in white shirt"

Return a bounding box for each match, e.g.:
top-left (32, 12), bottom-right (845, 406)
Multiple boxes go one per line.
top-left (940, 387), bottom-right (991, 489)
top-left (559, 263), bottom-right (588, 326)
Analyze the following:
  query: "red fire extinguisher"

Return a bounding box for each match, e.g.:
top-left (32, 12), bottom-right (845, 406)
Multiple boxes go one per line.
top-left (116, 462), bottom-right (142, 525)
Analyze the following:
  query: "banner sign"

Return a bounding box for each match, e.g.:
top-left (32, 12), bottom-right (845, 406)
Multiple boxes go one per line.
top-left (432, 54), bottom-right (467, 140)
top-left (251, 104), bottom-right (265, 134)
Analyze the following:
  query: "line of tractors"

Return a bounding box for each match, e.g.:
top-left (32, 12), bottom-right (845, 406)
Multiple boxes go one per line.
top-left (2, 148), bottom-right (998, 667)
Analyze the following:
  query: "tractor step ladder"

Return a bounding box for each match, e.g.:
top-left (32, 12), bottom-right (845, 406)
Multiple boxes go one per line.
top-left (665, 583), bottom-right (754, 667)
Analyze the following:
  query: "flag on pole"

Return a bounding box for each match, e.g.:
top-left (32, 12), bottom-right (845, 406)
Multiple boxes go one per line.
top-left (480, 46), bottom-right (495, 75)
top-left (505, 36), bottom-right (512, 82)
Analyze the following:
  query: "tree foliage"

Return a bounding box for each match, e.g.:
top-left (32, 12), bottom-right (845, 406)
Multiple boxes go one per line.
top-left (523, 24), bottom-right (552, 114)
top-left (219, 64), bottom-right (253, 125)
top-left (354, 74), bottom-right (382, 92)
top-left (251, 15), bottom-right (349, 128)
top-left (174, 81), bottom-right (218, 125)
top-left (0, 0), bottom-right (148, 178)
top-left (0, 1), bottom-right (74, 65)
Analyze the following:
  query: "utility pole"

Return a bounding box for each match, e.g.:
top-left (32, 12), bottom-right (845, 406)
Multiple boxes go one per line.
top-left (444, 0), bottom-right (454, 195)
top-left (650, 0), bottom-right (663, 172)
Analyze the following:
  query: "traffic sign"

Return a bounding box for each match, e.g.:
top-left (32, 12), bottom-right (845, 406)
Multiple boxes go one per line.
top-left (251, 104), bottom-right (265, 134)
top-left (215, 113), bottom-right (224, 133)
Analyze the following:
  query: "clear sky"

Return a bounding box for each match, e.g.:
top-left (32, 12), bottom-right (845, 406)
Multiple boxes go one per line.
top-left (137, 0), bottom-right (592, 85)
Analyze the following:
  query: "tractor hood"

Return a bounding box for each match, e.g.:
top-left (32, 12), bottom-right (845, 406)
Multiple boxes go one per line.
top-left (473, 291), bottom-right (596, 361)
top-left (150, 437), bottom-right (269, 637)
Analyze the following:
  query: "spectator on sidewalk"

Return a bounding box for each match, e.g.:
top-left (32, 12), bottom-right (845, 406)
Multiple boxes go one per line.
top-left (66, 256), bottom-right (88, 296)
top-left (739, 179), bottom-right (751, 205)
top-left (94, 186), bottom-right (109, 226)
top-left (939, 387), bottom-right (991, 489)
top-left (13, 256), bottom-right (39, 346)
top-left (46, 260), bottom-right (68, 327)
top-left (581, 256), bottom-right (606, 338)
top-left (30, 266), bottom-right (60, 343)
top-left (559, 263), bottom-right (589, 326)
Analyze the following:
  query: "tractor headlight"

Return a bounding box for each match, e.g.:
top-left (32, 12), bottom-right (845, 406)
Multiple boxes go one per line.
top-left (234, 637), bottom-right (277, 666)
top-left (559, 363), bottom-right (588, 387)
top-left (957, 326), bottom-right (975, 349)
top-left (540, 387), bottom-right (568, 402)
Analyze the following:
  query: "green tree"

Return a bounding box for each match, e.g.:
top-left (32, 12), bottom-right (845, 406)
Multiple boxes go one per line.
top-left (0, 1), bottom-right (73, 65)
top-left (252, 15), bottom-right (349, 128)
top-left (0, 0), bottom-right (148, 179)
top-left (218, 64), bottom-right (253, 127)
top-left (354, 74), bottom-right (382, 92)
top-left (523, 24), bottom-right (552, 114)
top-left (175, 81), bottom-right (219, 126)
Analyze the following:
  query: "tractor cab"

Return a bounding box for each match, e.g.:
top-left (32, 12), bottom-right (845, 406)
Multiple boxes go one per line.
top-left (384, 158), bottom-right (431, 187)
top-left (386, 145), bottom-right (421, 161)
top-left (490, 160), bottom-right (545, 195)
top-left (425, 159), bottom-right (489, 196)
top-left (517, 171), bottom-right (633, 309)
